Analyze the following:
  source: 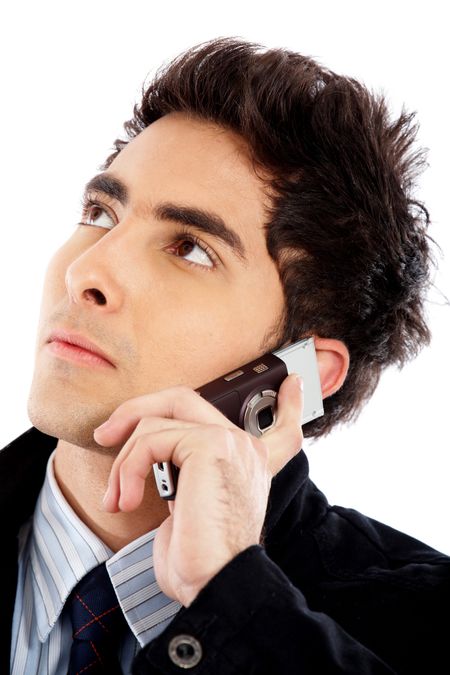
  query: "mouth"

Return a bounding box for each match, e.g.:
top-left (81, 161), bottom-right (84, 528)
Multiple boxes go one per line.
top-left (46, 329), bottom-right (116, 368)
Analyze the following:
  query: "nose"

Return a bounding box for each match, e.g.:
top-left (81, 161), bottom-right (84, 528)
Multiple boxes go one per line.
top-left (64, 237), bottom-right (125, 312)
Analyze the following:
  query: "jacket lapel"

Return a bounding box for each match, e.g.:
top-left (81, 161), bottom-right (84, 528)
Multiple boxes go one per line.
top-left (0, 427), bottom-right (57, 673)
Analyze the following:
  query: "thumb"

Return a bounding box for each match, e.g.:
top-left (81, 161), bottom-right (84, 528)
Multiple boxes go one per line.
top-left (263, 372), bottom-right (304, 475)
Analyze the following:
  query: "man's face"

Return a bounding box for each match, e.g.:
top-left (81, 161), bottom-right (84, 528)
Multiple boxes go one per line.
top-left (27, 112), bottom-right (286, 450)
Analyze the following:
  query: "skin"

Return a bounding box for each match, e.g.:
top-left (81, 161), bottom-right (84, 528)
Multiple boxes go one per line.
top-left (27, 112), bottom-right (350, 606)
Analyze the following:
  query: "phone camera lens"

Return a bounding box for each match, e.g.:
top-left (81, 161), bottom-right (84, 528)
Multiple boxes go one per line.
top-left (257, 405), bottom-right (274, 430)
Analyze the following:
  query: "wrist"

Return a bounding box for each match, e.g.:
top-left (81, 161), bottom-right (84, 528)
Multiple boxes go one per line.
top-left (176, 554), bottom-right (234, 607)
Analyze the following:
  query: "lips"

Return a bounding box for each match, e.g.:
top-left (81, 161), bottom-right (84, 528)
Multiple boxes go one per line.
top-left (47, 329), bottom-right (115, 366)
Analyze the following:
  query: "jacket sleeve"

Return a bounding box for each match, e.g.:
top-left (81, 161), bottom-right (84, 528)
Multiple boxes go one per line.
top-left (131, 545), bottom-right (396, 674)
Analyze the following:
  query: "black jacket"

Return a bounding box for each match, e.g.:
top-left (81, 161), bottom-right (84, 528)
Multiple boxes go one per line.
top-left (1, 426), bottom-right (449, 674)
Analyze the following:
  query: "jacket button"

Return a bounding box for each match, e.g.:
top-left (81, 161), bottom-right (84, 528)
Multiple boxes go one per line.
top-left (168, 634), bottom-right (203, 668)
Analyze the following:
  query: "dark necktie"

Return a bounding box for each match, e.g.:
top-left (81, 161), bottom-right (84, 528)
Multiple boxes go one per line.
top-left (67, 562), bottom-right (127, 675)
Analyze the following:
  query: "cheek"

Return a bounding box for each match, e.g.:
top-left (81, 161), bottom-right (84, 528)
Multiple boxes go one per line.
top-left (155, 264), bottom-right (281, 351)
top-left (135, 287), bottom-right (239, 374)
top-left (143, 269), bottom-right (234, 325)
top-left (156, 299), bottom-right (232, 351)
top-left (143, 277), bottom-right (264, 378)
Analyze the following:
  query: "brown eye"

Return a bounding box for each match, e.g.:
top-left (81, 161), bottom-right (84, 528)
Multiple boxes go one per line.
top-left (81, 204), bottom-right (115, 230)
top-left (171, 235), bottom-right (215, 269)
top-left (86, 205), bottom-right (103, 223)
top-left (176, 240), bottom-right (195, 256)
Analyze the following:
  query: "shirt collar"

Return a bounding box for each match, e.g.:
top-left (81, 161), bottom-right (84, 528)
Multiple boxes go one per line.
top-left (28, 447), bottom-right (181, 645)
top-left (30, 450), bottom-right (112, 641)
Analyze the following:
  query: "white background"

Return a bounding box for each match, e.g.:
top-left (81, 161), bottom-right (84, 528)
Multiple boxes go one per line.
top-left (0, 1), bottom-right (448, 554)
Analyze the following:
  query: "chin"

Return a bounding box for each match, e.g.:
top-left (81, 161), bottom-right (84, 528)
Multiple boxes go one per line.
top-left (26, 378), bottom-right (119, 453)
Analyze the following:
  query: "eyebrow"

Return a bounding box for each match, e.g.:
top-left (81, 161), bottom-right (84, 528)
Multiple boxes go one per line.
top-left (83, 173), bottom-right (249, 265)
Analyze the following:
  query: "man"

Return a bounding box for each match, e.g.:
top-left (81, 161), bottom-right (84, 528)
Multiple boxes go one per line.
top-left (2, 36), bottom-right (449, 674)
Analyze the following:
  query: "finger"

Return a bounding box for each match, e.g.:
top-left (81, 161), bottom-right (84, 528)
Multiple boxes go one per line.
top-left (104, 433), bottom-right (156, 513)
top-left (93, 385), bottom-right (239, 446)
top-left (105, 426), bottom-right (200, 512)
top-left (102, 474), bottom-right (121, 513)
top-left (116, 429), bottom-right (192, 512)
top-left (101, 415), bottom-right (201, 496)
top-left (261, 373), bottom-right (304, 475)
top-left (108, 424), bottom-right (231, 512)
top-left (118, 435), bottom-right (155, 512)
top-left (103, 417), bottom-right (198, 512)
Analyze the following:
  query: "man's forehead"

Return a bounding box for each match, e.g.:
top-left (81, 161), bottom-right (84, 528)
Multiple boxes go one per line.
top-left (112, 112), bottom-right (270, 205)
top-left (86, 116), bottom-right (274, 265)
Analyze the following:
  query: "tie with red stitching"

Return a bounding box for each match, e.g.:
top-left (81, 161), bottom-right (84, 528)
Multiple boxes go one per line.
top-left (67, 562), bottom-right (127, 674)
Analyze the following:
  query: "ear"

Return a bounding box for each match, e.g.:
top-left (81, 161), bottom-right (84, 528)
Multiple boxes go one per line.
top-left (313, 337), bottom-right (350, 399)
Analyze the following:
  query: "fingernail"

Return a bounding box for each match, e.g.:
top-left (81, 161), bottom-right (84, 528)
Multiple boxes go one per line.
top-left (95, 419), bottom-right (112, 434)
top-left (295, 375), bottom-right (304, 391)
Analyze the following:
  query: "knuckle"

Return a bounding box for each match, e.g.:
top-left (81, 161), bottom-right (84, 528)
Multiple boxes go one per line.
top-left (220, 426), bottom-right (236, 444)
top-left (228, 427), bottom-right (247, 445)
top-left (127, 418), bottom-right (150, 441)
top-left (119, 455), bottom-right (132, 479)
top-left (213, 426), bottom-right (236, 456)
top-left (209, 423), bottom-right (231, 436)
top-left (175, 385), bottom-right (199, 413)
top-left (135, 417), bottom-right (147, 433)
top-left (176, 384), bottom-right (195, 397)
top-left (124, 435), bottom-right (143, 461)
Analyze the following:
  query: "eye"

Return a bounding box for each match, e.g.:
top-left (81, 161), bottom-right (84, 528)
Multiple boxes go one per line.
top-left (78, 199), bottom-right (219, 271)
top-left (79, 201), bottom-right (115, 230)
top-left (169, 232), bottom-right (217, 270)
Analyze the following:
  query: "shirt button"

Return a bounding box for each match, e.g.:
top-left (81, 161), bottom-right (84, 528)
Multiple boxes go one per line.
top-left (168, 634), bottom-right (203, 669)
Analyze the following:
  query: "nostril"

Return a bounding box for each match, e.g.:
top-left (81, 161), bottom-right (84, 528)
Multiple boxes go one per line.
top-left (83, 289), bottom-right (107, 305)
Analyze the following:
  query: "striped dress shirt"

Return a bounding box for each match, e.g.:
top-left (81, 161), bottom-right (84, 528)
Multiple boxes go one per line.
top-left (10, 450), bottom-right (182, 674)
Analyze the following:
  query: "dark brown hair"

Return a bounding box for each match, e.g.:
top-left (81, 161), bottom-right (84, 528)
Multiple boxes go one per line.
top-left (102, 37), bottom-right (442, 441)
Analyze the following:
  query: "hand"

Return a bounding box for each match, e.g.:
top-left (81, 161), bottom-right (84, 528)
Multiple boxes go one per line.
top-left (94, 373), bottom-right (304, 607)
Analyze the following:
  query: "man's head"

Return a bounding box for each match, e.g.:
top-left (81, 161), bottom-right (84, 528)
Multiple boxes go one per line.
top-left (28, 37), bottom-right (435, 448)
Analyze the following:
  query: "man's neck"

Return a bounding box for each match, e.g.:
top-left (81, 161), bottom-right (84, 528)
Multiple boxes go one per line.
top-left (53, 440), bottom-right (170, 552)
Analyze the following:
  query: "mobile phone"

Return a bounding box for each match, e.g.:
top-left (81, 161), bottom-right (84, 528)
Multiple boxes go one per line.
top-left (152, 336), bottom-right (323, 499)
